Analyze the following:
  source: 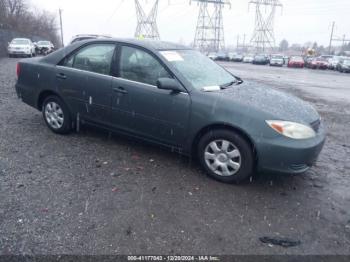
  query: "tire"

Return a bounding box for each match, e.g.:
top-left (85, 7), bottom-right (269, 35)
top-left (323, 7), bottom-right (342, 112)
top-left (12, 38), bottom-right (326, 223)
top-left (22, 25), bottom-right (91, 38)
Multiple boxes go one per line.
top-left (42, 95), bottom-right (72, 134)
top-left (197, 129), bottom-right (254, 184)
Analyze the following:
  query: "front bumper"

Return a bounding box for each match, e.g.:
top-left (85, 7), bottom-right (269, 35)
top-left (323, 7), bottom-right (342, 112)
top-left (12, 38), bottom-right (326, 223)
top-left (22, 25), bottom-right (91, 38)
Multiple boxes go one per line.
top-left (8, 50), bottom-right (31, 55)
top-left (254, 124), bottom-right (326, 174)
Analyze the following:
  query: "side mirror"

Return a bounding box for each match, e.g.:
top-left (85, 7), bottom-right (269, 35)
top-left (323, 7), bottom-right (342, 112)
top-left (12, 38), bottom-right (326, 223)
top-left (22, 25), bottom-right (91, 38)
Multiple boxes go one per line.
top-left (157, 78), bottom-right (184, 93)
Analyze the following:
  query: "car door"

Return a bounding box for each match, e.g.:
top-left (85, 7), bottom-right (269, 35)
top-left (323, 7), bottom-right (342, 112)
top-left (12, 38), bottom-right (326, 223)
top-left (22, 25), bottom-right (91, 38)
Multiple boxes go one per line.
top-left (56, 43), bottom-right (116, 124)
top-left (111, 45), bottom-right (191, 147)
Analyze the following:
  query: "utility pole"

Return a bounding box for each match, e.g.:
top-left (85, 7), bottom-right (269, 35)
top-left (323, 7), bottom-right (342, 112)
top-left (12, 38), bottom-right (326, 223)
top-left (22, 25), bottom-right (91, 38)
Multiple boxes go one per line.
top-left (191, 0), bottom-right (231, 53)
top-left (134, 0), bottom-right (160, 40)
top-left (328, 21), bottom-right (335, 55)
top-left (59, 9), bottom-right (64, 47)
top-left (237, 35), bottom-right (240, 48)
top-left (249, 0), bottom-right (282, 52)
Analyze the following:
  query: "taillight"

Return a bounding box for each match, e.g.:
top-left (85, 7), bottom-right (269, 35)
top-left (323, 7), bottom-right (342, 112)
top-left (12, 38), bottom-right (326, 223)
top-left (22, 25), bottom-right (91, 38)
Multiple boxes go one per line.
top-left (16, 63), bottom-right (20, 78)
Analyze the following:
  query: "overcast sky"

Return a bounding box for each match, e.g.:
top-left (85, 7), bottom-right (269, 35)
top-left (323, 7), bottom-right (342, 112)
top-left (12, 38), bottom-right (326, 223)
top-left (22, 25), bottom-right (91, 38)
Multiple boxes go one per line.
top-left (30, 0), bottom-right (350, 47)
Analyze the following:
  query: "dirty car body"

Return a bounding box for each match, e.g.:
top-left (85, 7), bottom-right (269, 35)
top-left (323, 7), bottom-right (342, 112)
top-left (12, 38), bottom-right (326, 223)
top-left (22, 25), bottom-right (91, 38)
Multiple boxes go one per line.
top-left (15, 38), bottom-right (326, 183)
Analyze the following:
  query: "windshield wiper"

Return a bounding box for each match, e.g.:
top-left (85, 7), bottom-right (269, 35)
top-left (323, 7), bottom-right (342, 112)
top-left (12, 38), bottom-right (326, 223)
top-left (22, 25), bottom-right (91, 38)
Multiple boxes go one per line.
top-left (220, 77), bottom-right (243, 89)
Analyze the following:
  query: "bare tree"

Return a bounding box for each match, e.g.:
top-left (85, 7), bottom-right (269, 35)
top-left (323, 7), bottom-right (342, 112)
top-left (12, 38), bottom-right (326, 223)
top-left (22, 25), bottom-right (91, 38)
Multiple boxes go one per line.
top-left (0, 0), bottom-right (59, 45)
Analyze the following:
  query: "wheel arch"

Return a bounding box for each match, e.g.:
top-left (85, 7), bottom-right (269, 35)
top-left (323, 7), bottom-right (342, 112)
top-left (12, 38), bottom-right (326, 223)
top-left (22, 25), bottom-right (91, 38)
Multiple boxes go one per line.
top-left (37, 90), bottom-right (62, 111)
top-left (191, 123), bottom-right (258, 163)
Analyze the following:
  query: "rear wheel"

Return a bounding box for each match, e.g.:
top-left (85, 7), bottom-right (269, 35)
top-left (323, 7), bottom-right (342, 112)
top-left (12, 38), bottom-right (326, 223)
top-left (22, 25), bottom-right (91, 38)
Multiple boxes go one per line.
top-left (42, 96), bottom-right (72, 134)
top-left (198, 129), bottom-right (254, 183)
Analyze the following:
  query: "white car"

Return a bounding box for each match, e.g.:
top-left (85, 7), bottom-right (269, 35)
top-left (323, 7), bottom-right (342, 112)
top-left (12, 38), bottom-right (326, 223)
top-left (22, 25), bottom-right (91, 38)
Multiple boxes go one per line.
top-left (69, 34), bottom-right (112, 45)
top-left (243, 55), bottom-right (254, 63)
top-left (8, 38), bottom-right (36, 58)
top-left (36, 41), bottom-right (55, 55)
top-left (269, 54), bottom-right (284, 67)
top-left (207, 52), bottom-right (218, 60)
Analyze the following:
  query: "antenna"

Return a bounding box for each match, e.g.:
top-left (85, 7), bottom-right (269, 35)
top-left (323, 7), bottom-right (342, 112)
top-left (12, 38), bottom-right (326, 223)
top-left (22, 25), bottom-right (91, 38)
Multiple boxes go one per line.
top-left (135, 0), bottom-right (160, 40)
top-left (191, 0), bottom-right (231, 53)
top-left (249, 0), bottom-right (282, 52)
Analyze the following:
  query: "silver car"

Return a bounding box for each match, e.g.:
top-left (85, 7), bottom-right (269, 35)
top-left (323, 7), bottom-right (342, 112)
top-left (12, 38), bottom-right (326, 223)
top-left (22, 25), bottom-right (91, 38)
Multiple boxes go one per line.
top-left (8, 38), bottom-right (36, 58)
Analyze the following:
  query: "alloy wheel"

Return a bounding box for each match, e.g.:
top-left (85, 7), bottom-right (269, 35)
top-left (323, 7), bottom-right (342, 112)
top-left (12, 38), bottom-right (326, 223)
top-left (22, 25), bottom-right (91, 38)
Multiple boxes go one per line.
top-left (204, 139), bottom-right (242, 177)
top-left (44, 102), bottom-right (64, 129)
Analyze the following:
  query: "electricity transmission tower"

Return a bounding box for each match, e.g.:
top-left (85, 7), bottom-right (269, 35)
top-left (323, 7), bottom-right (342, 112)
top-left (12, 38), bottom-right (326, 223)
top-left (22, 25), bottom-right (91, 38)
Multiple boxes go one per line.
top-left (191, 0), bottom-right (231, 53)
top-left (249, 0), bottom-right (282, 52)
top-left (135, 0), bottom-right (160, 40)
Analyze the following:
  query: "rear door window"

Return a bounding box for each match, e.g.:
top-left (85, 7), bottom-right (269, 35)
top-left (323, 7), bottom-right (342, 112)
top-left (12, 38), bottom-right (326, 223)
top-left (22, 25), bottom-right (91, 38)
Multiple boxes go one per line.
top-left (63, 44), bottom-right (116, 76)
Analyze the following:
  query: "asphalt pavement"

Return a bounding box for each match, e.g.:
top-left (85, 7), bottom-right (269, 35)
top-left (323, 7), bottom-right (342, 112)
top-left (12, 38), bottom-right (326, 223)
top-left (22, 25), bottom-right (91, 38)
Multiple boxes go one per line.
top-left (0, 58), bottom-right (349, 255)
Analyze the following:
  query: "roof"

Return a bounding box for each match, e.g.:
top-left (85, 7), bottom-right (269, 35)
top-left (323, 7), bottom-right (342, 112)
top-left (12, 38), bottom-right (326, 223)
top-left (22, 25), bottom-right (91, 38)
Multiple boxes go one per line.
top-left (84, 38), bottom-right (191, 51)
top-left (41, 38), bottom-right (191, 65)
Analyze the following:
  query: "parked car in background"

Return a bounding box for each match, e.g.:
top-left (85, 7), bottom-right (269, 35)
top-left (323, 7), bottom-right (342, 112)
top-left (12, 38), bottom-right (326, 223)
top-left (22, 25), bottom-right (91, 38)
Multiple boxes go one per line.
top-left (216, 52), bottom-right (229, 61)
top-left (69, 34), bottom-right (112, 45)
top-left (309, 57), bottom-right (328, 70)
top-left (207, 52), bottom-right (218, 60)
top-left (243, 54), bottom-right (254, 63)
top-left (269, 54), bottom-right (284, 67)
top-left (7, 38), bottom-right (36, 58)
top-left (304, 56), bottom-right (315, 68)
top-left (15, 38), bottom-right (325, 184)
top-left (328, 56), bottom-right (342, 70)
top-left (288, 56), bottom-right (305, 68)
top-left (232, 53), bottom-right (244, 62)
top-left (253, 54), bottom-right (269, 65)
top-left (36, 41), bottom-right (55, 55)
top-left (336, 58), bottom-right (350, 73)
top-left (283, 56), bottom-right (289, 65)
top-left (320, 55), bottom-right (333, 61)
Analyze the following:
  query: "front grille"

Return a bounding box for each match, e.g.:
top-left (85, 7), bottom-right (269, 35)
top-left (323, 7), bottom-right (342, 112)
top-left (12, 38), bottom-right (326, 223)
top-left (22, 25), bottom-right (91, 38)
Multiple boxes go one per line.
top-left (310, 119), bottom-right (321, 133)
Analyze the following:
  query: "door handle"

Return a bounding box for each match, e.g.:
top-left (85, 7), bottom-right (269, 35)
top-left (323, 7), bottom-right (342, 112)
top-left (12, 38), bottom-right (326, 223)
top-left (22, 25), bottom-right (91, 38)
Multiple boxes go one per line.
top-left (113, 87), bottom-right (128, 94)
top-left (56, 73), bottom-right (67, 80)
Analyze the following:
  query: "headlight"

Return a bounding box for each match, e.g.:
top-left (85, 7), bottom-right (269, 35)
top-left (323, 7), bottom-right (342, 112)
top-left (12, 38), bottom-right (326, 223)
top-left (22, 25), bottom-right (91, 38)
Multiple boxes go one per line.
top-left (266, 120), bottom-right (316, 139)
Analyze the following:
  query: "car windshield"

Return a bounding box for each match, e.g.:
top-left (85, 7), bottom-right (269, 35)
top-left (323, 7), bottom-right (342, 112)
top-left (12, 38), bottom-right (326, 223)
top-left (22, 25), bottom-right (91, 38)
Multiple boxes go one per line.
top-left (272, 55), bottom-right (283, 59)
top-left (38, 41), bottom-right (50, 45)
top-left (162, 50), bottom-right (236, 90)
top-left (11, 39), bottom-right (29, 45)
top-left (255, 55), bottom-right (265, 59)
top-left (343, 59), bottom-right (350, 65)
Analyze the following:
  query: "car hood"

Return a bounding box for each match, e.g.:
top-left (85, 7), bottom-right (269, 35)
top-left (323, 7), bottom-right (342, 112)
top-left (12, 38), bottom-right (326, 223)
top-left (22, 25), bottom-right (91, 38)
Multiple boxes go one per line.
top-left (214, 81), bottom-right (319, 124)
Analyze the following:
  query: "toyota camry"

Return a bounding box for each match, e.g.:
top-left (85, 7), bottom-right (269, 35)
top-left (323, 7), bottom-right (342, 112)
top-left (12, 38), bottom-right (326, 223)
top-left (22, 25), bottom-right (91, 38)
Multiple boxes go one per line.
top-left (15, 39), bottom-right (326, 183)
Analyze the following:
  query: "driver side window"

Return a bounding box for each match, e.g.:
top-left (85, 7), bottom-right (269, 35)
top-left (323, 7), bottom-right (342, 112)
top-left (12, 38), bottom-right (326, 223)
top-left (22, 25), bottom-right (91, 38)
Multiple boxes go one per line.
top-left (119, 46), bottom-right (171, 86)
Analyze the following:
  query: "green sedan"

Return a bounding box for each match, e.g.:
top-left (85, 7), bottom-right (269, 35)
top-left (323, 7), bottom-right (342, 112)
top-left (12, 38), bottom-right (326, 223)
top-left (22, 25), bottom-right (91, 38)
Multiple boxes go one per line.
top-left (15, 39), bottom-right (326, 183)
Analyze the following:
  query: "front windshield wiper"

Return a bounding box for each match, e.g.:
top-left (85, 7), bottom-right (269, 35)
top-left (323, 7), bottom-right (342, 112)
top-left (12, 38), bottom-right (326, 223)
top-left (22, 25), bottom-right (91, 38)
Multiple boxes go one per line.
top-left (220, 77), bottom-right (243, 89)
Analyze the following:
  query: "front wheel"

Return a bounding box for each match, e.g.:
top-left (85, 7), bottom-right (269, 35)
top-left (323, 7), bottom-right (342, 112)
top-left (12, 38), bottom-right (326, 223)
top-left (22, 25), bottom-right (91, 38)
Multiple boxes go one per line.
top-left (42, 96), bottom-right (72, 134)
top-left (198, 130), bottom-right (254, 183)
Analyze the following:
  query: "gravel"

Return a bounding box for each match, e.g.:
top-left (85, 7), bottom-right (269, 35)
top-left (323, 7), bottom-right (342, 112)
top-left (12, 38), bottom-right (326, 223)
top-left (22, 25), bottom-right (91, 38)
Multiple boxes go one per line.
top-left (0, 58), bottom-right (349, 255)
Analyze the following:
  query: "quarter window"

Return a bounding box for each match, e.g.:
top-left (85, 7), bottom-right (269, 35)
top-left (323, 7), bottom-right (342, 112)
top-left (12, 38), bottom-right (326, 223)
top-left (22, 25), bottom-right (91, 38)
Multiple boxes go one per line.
top-left (119, 46), bottom-right (171, 86)
top-left (63, 44), bottom-right (115, 75)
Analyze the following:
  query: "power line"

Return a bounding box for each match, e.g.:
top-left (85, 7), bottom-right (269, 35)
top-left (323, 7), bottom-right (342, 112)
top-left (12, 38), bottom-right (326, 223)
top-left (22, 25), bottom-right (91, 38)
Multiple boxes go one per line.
top-left (135, 0), bottom-right (160, 40)
top-left (191, 0), bottom-right (231, 53)
top-left (249, 0), bottom-right (283, 52)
